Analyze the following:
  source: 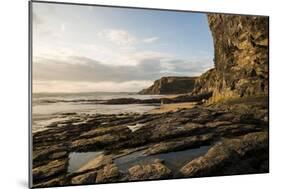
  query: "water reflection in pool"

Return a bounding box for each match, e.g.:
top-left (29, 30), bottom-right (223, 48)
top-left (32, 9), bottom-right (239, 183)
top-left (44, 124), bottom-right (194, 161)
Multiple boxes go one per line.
top-left (67, 146), bottom-right (211, 175)
top-left (68, 151), bottom-right (103, 173)
top-left (114, 146), bottom-right (211, 175)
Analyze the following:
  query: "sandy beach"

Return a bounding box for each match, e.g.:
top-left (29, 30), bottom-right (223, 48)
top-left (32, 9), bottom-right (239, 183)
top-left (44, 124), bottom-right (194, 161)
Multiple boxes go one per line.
top-left (149, 102), bottom-right (196, 114)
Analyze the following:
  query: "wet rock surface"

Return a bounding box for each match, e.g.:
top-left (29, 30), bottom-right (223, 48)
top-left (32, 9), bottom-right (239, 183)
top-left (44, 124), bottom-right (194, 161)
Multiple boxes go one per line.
top-left (101, 92), bottom-right (212, 105)
top-left (128, 159), bottom-right (172, 181)
top-left (71, 172), bottom-right (97, 185)
top-left (32, 96), bottom-right (268, 187)
top-left (144, 134), bottom-right (213, 155)
top-left (95, 163), bottom-right (120, 183)
top-left (180, 131), bottom-right (268, 177)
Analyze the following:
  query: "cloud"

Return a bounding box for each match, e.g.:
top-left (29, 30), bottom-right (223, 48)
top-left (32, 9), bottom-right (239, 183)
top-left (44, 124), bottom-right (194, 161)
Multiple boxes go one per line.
top-left (33, 80), bottom-right (152, 93)
top-left (33, 56), bottom-right (162, 83)
top-left (33, 54), bottom-right (213, 92)
top-left (98, 29), bottom-right (160, 47)
top-left (33, 14), bottom-right (64, 42)
top-left (143, 37), bottom-right (159, 43)
top-left (60, 23), bottom-right (65, 32)
top-left (33, 13), bottom-right (44, 26)
top-left (33, 3), bottom-right (56, 27)
top-left (98, 29), bottom-right (137, 46)
top-left (34, 55), bottom-right (212, 81)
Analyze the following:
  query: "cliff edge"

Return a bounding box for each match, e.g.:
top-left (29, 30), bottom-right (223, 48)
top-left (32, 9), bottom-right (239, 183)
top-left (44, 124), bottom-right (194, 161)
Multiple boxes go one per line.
top-left (139, 76), bottom-right (197, 95)
top-left (193, 14), bottom-right (269, 101)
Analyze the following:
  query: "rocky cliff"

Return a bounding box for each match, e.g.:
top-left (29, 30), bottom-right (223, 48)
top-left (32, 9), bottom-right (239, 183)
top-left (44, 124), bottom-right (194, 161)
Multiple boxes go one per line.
top-left (193, 14), bottom-right (269, 101)
top-left (139, 76), bottom-right (197, 95)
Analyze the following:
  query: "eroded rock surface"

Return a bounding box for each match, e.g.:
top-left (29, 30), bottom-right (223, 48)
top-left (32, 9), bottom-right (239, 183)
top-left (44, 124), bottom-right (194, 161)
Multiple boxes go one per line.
top-left (32, 96), bottom-right (268, 187)
top-left (144, 134), bottom-right (213, 155)
top-left (180, 132), bottom-right (268, 177)
top-left (71, 172), bottom-right (97, 185)
top-left (95, 163), bottom-right (120, 183)
top-left (128, 159), bottom-right (172, 181)
top-left (194, 14), bottom-right (269, 101)
top-left (139, 76), bottom-right (197, 95)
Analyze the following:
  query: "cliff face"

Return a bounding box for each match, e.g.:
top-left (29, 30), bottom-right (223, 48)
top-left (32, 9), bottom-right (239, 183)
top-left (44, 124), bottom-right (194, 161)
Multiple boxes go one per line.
top-left (139, 76), bottom-right (197, 95)
top-left (193, 14), bottom-right (269, 100)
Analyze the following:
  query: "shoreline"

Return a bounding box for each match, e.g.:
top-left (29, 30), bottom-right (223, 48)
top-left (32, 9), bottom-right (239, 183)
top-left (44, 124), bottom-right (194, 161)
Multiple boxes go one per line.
top-left (148, 102), bottom-right (196, 114)
top-left (32, 95), bottom-right (269, 187)
top-left (32, 93), bottom-right (206, 134)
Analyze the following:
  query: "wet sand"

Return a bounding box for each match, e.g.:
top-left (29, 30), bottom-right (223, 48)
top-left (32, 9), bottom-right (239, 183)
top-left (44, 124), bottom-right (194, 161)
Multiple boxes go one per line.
top-left (149, 102), bottom-right (196, 114)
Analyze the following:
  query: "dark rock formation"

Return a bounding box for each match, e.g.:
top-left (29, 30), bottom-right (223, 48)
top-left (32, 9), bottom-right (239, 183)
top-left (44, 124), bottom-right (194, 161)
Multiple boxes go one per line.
top-left (95, 163), bottom-right (120, 183)
top-left (32, 95), bottom-right (268, 187)
top-left (101, 98), bottom-right (161, 105)
top-left (128, 159), bottom-right (172, 181)
top-left (180, 131), bottom-right (268, 177)
top-left (101, 93), bottom-right (212, 105)
top-left (33, 158), bottom-right (68, 184)
top-left (144, 134), bottom-right (213, 155)
top-left (193, 14), bottom-right (269, 100)
top-left (139, 76), bottom-right (197, 95)
top-left (71, 172), bottom-right (97, 185)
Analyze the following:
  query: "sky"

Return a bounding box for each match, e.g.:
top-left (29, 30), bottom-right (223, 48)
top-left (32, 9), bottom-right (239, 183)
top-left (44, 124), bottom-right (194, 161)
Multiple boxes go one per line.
top-left (32, 2), bottom-right (214, 93)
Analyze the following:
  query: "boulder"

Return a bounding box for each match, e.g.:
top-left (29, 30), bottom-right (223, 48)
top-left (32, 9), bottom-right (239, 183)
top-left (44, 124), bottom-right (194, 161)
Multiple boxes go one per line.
top-left (95, 163), bottom-right (120, 183)
top-left (71, 172), bottom-right (97, 185)
top-left (32, 176), bottom-right (66, 188)
top-left (128, 159), bottom-right (172, 181)
top-left (150, 122), bottom-right (209, 141)
top-left (33, 159), bottom-right (68, 181)
top-left (71, 134), bottom-right (121, 151)
top-left (77, 154), bottom-right (113, 173)
top-left (180, 132), bottom-right (268, 177)
top-left (144, 134), bottom-right (213, 155)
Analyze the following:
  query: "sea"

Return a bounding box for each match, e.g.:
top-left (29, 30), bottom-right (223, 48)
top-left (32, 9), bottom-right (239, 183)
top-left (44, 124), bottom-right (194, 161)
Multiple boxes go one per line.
top-left (32, 92), bottom-right (163, 133)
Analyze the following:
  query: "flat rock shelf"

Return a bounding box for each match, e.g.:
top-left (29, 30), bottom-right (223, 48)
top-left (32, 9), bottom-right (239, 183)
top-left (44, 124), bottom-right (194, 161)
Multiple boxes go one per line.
top-left (32, 96), bottom-right (269, 188)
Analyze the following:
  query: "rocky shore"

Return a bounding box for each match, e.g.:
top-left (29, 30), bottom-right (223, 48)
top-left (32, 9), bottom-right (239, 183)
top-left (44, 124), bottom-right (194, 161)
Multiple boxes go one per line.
top-left (32, 95), bottom-right (268, 187)
top-left (101, 92), bottom-right (212, 105)
top-left (32, 13), bottom-right (269, 188)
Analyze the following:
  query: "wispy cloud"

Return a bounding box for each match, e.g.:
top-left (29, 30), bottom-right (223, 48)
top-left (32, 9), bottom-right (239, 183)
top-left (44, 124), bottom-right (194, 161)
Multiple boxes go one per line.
top-left (98, 29), bottom-right (137, 46)
top-left (143, 37), bottom-right (159, 43)
top-left (98, 29), bottom-right (160, 46)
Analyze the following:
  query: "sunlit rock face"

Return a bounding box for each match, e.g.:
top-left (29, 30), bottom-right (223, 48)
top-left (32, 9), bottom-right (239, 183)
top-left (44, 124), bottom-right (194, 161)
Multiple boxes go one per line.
top-left (139, 76), bottom-right (197, 95)
top-left (194, 14), bottom-right (269, 101)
